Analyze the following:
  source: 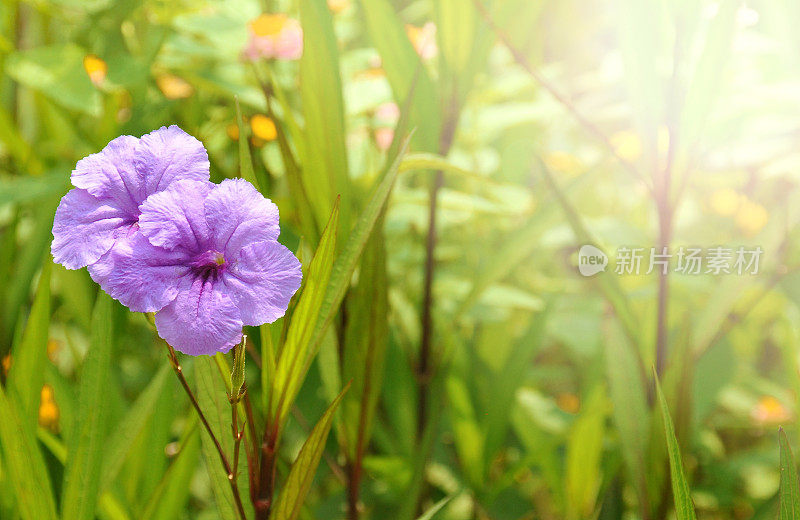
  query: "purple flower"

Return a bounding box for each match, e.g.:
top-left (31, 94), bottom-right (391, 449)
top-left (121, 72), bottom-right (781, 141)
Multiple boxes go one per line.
top-left (51, 125), bottom-right (210, 270)
top-left (92, 178), bottom-right (302, 355)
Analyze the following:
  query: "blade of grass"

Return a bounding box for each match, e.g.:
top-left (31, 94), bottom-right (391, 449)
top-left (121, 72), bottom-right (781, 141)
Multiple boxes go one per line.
top-left (7, 260), bottom-right (51, 433)
top-left (270, 200), bottom-right (339, 427)
top-left (299, 0), bottom-right (351, 234)
top-left (357, 0), bottom-right (440, 151)
top-left (100, 363), bottom-right (171, 489)
top-left (270, 384), bottom-right (349, 520)
top-left (141, 427), bottom-right (202, 520)
top-left (654, 369), bottom-right (697, 520)
top-left (234, 96), bottom-right (263, 191)
top-left (0, 383), bottom-right (58, 520)
top-left (780, 428), bottom-right (800, 520)
top-left (309, 137), bottom-right (411, 354)
top-left (61, 293), bottom-right (115, 520)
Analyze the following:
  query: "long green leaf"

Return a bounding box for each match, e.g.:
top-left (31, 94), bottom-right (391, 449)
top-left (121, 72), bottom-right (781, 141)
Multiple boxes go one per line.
top-left (195, 355), bottom-right (251, 520)
top-left (655, 371), bottom-right (697, 520)
top-left (299, 0), bottom-right (350, 233)
top-left (565, 386), bottom-right (606, 519)
top-left (341, 227), bottom-right (388, 463)
top-left (0, 384), bottom-right (58, 520)
top-left (270, 201), bottom-right (339, 426)
top-left (780, 428), bottom-right (800, 520)
top-left (271, 384), bottom-right (349, 520)
top-left (142, 428), bottom-right (201, 520)
top-left (100, 363), bottom-right (171, 489)
top-left (8, 260), bottom-right (51, 434)
top-left (61, 292), bottom-right (115, 520)
top-left (310, 137), bottom-right (410, 352)
top-left (357, 0), bottom-right (441, 151)
top-left (234, 96), bottom-right (261, 191)
top-left (415, 496), bottom-right (451, 520)
top-left (606, 321), bottom-right (650, 517)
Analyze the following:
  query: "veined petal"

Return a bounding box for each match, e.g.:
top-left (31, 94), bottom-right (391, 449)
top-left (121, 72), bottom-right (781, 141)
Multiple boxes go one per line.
top-left (222, 240), bottom-right (302, 325)
top-left (135, 125), bottom-right (210, 194)
top-left (51, 188), bottom-right (131, 270)
top-left (71, 135), bottom-right (142, 214)
top-left (154, 277), bottom-right (243, 355)
top-left (204, 178), bottom-right (280, 257)
top-left (139, 180), bottom-right (213, 252)
top-left (88, 232), bottom-right (188, 313)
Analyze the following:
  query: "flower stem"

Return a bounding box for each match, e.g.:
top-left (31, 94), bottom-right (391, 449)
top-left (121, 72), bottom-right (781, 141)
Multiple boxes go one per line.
top-left (166, 344), bottom-right (248, 520)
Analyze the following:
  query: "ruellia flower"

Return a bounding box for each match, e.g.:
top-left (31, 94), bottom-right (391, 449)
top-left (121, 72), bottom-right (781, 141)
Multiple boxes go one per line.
top-left (92, 179), bottom-right (302, 355)
top-left (243, 14), bottom-right (303, 61)
top-left (51, 125), bottom-right (210, 270)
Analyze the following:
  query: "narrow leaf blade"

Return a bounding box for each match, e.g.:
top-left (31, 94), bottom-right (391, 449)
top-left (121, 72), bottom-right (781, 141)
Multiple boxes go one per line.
top-left (271, 384), bottom-right (349, 520)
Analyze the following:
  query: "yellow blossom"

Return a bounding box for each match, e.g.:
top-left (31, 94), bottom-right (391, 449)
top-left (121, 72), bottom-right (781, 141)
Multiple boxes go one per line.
top-left (249, 13), bottom-right (288, 37)
top-left (327, 0), bottom-right (350, 13)
top-left (250, 114), bottom-right (277, 141)
top-left (83, 54), bottom-right (108, 87)
top-left (736, 199), bottom-right (769, 236)
top-left (544, 151), bottom-right (583, 176)
top-left (610, 130), bottom-right (642, 162)
top-left (1, 354), bottom-right (10, 375)
top-left (156, 74), bottom-right (194, 100)
top-left (752, 395), bottom-right (790, 424)
top-left (709, 188), bottom-right (741, 216)
top-left (38, 384), bottom-right (59, 431)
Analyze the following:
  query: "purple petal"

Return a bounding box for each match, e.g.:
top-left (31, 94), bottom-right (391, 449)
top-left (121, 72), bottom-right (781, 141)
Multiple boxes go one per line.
top-left (135, 125), bottom-right (210, 195)
top-left (204, 178), bottom-right (280, 257)
top-left (71, 135), bottom-right (142, 214)
top-left (88, 232), bottom-right (188, 313)
top-left (138, 180), bottom-right (213, 252)
top-left (221, 240), bottom-right (302, 325)
top-left (51, 188), bottom-right (132, 270)
top-left (154, 277), bottom-right (243, 355)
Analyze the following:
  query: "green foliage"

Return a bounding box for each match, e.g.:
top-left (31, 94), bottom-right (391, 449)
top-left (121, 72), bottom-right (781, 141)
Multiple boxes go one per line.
top-left (780, 429), bottom-right (800, 520)
top-left (2, 0), bottom-right (800, 518)
top-left (655, 372), bottom-right (697, 520)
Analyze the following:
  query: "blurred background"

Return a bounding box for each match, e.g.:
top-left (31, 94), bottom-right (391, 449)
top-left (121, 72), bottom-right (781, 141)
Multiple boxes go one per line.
top-left (3, 0), bottom-right (800, 518)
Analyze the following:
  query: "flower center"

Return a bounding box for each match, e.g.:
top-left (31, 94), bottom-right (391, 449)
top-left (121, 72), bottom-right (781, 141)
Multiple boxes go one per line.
top-left (191, 250), bottom-right (227, 280)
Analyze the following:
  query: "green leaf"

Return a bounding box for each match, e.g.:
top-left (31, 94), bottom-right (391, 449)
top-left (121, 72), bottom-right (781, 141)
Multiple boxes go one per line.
top-left (5, 43), bottom-right (101, 115)
top-left (310, 137), bottom-right (411, 353)
top-left (606, 321), bottom-right (650, 516)
top-left (0, 384), bottom-right (58, 520)
top-left (357, 0), bottom-right (441, 151)
top-left (194, 355), bottom-right (253, 520)
top-left (141, 428), bottom-right (202, 520)
top-left (565, 385), bottom-right (606, 519)
top-left (341, 228), bottom-right (388, 463)
top-left (780, 428), bottom-right (800, 520)
top-left (271, 384), bottom-right (349, 520)
top-left (100, 363), bottom-right (171, 489)
top-left (446, 375), bottom-right (484, 487)
top-left (655, 371), bottom-right (697, 520)
top-left (2, 198), bottom-right (58, 346)
top-left (270, 201), bottom-right (339, 426)
top-left (8, 260), bottom-right (51, 434)
top-left (415, 496), bottom-right (451, 520)
top-left (234, 97), bottom-right (261, 191)
top-left (61, 292), bottom-right (115, 520)
top-left (299, 0), bottom-right (351, 233)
